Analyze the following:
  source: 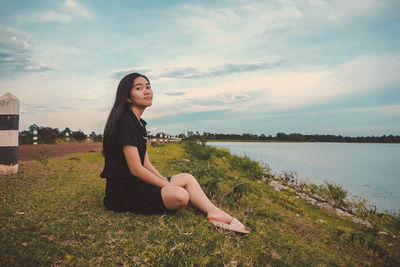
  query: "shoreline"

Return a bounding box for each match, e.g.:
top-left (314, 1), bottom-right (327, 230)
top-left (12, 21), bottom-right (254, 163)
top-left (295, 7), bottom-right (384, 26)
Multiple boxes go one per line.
top-left (206, 140), bottom-right (400, 144)
top-left (207, 141), bottom-right (400, 213)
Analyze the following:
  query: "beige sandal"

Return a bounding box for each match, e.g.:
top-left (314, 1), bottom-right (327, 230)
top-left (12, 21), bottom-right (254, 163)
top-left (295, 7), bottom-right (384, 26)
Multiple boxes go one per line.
top-left (208, 217), bottom-right (250, 234)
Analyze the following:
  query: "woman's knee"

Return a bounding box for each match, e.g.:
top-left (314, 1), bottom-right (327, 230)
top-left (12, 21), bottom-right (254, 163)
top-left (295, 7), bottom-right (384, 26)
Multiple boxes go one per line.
top-left (161, 186), bottom-right (189, 210)
top-left (175, 188), bottom-right (189, 206)
top-left (171, 173), bottom-right (197, 186)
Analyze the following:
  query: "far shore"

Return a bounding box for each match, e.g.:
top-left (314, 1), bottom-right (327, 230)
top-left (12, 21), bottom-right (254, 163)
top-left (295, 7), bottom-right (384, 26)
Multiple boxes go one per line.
top-left (205, 140), bottom-right (400, 144)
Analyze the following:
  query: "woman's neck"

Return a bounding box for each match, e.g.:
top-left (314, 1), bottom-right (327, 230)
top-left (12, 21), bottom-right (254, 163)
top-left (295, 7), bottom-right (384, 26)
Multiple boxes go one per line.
top-left (131, 106), bottom-right (144, 121)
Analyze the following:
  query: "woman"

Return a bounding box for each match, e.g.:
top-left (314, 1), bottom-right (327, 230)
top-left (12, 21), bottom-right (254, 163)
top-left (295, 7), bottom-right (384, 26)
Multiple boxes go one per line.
top-left (100, 73), bottom-right (249, 234)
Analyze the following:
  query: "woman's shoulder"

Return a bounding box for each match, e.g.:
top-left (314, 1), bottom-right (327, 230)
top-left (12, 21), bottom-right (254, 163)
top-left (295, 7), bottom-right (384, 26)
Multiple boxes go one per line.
top-left (117, 111), bottom-right (133, 125)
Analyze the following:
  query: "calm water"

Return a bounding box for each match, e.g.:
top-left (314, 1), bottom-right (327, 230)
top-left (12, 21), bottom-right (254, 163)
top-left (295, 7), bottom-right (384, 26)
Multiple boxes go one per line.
top-left (207, 142), bottom-right (400, 211)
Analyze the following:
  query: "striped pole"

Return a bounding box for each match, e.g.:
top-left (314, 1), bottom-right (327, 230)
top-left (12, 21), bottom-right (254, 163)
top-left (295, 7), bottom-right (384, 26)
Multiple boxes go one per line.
top-left (33, 130), bottom-right (38, 145)
top-left (0, 93), bottom-right (19, 175)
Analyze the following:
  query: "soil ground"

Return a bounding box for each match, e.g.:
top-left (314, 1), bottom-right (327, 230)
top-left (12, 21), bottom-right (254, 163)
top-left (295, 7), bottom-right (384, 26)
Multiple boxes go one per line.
top-left (18, 142), bottom-right (103, 161)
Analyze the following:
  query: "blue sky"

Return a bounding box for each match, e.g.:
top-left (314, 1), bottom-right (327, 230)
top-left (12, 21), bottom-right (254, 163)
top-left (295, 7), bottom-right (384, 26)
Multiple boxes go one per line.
top-left (1, 0), bottom-right (399, 136)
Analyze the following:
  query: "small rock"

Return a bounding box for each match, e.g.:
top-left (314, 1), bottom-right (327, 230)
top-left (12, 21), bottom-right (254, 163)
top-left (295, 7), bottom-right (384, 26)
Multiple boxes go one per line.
top-left (296, 214), bottom-right (300, 217)
top-left (319, 219), bottom-right (326, 224)
top-left (22, 242), bottom-right (27, 247)
top-left (378, 231), bottom-right (388, 235)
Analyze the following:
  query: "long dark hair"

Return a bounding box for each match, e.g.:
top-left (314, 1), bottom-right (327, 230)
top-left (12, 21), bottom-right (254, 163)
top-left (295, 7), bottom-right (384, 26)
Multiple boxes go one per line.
top-left (103, 72), bottom-right (150, 139)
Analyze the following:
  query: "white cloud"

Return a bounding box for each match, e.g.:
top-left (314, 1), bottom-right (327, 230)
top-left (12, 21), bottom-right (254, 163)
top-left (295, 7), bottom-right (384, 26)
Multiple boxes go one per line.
top-left (145, 53), bottom-right (400, 119)
top-left (0, 25), bottom-right (31, 53)
top-left (343, 105), bottom-right (400, 115)
top-left (22, 0), bottom-right (93, 24)
top-left (0, 25), bottom-right (58, 74)
top-left (172, 0), bottom-right (396, 51)
top-left (24, 60), bottom-right (58, 71)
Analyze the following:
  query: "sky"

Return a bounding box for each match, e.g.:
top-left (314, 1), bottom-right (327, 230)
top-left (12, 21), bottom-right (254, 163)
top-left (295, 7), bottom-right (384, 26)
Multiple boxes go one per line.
top-left (0, 0), bottom-right (399, 137)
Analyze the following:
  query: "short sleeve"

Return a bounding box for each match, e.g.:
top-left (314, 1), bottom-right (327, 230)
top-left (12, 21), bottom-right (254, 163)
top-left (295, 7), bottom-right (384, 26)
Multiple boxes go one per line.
top-left (117, 115), bottom-right (138, 147)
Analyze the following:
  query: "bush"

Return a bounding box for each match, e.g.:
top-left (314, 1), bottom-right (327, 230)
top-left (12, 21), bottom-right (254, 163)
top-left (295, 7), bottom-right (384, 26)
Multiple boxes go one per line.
top-left (227, 179), bottom-right (251, 204)
top-left (70, 130), bottom-right (87, 142)
top-left (228, 154), bottom-right (265, 181)
top-left (183, 141), bottom-right (214, 161)
top-left (151, 142), bottom-right (165, 147)
top-left (38, 127), bottom-right (59, 144)
top-left (19, 130), bottom-right (33, 145)
top-left (325, 182), bottom-right (348, 208)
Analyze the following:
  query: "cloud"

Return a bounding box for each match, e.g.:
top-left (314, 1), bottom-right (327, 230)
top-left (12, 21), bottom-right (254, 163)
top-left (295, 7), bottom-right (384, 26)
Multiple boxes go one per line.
top-left (176, 0), bottom-right (396, 42)
top-left (0, 25), bottom-right (57, 74)
top-left (160, 60), bottom-right (282, 79)
top-left (0, 25), bottom-right (31, 53)
top-left (110, 67), bottom-right (151, 80)
top-left (343, 105), bottom-right (400, 115)
top-left (145, 53), bottom-right (400, 121)
top-left (0, 25), bottom-right (30, 72)
top-left (57, 106), bottom-right (74, 110)
top-left (21, 0), bottom-right (93, 24)
top-left (164, 91), bottom-right (186, 96)
top-left (112, 59), bottom-right (282, 82)
top-left (24, 60), bottom-right (57, 71)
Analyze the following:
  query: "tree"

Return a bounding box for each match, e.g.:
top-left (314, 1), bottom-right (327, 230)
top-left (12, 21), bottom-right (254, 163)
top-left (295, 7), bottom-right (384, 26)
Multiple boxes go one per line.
top-left (38, 127), bottom-right (59, 144)
top-left (19, 130), bottom-right (33, 145)
top-left (93, 133), bottom-right (103, 142)
top-left (70, 130), bottom-right (87, 142)
top-left (29, 124), bottom-right (39, 134)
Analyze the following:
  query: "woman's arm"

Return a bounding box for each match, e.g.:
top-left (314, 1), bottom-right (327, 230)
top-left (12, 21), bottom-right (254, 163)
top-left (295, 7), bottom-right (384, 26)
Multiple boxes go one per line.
top-left (143, 151), bottom-right (166, 179)
top-left (123, 146), bottom-right (169, 188)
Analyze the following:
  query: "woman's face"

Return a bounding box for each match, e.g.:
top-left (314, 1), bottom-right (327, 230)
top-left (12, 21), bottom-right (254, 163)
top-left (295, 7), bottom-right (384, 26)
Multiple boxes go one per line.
top-left (128, 76), bottom-right (153, 108)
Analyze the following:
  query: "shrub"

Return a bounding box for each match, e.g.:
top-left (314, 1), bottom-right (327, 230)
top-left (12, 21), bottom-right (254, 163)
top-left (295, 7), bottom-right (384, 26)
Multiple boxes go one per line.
top-left (70, 130), bottom-right (87, 142)
top-left (227, 179), bottom-right (251, 204)
top-left (34, 150), bottom-right (52, 167)
top-left (325, 182), bottom-right (348, 208)
top-left (151, 142), bottom-right (165, 147)
top-left (183, 141), bottom-right (214, 161)
top-left (228, 154), bottom-right (265, 181)
top-left (202, 178), bottom-right (221, 199)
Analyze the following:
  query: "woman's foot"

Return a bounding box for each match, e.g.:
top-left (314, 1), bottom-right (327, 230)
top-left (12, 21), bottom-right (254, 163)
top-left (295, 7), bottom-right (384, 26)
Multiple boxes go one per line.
top-left (206, 207), bottom-right (233, 224)
top-left (209, 217), bottom-right (250, 234)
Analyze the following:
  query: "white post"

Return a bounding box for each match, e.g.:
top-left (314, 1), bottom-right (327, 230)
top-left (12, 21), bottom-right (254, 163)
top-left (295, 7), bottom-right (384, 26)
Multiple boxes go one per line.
top-left (65, 132), bottom-right (69, 142)
top-left (33, 130), bottom-right (38, 145)
top-left (0, 93), bottom-right (19, 175)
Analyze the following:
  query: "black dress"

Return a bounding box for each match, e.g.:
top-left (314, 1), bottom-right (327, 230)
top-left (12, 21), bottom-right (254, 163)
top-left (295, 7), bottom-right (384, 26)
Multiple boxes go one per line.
top-left (100, 110), bottom-right (168, 214)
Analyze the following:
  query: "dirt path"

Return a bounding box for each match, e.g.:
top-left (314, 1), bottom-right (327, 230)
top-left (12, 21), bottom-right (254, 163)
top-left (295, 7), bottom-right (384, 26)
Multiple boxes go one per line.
top-left (19, 142), bottom-right (103, 161)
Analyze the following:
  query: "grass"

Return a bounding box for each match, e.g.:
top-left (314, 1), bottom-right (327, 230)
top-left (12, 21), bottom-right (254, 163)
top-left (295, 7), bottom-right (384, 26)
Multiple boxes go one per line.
top-left (1, 142), bottom-right (399, 266)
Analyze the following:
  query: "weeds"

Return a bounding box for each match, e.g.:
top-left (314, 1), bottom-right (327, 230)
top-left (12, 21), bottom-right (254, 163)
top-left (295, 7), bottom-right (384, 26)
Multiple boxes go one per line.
top-left (150, 142), bottom-right (165, 148)
top-left (183, 141), bottom-right (213, 161)
top-left (33, 150), bottom-right (52, 167)
top-left (227, 179), bottom-right (251, 204)
top-left (1, 143), bottom-right (399, 266)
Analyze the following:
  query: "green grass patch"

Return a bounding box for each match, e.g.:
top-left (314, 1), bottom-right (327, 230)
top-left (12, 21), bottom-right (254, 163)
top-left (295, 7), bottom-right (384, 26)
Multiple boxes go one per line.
top-left (0, 142), bottom-right (399, 265)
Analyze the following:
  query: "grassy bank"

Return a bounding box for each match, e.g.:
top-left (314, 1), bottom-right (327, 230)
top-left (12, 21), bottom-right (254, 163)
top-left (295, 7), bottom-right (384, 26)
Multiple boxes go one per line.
top-left (1, 142), bottom-right (399, 266)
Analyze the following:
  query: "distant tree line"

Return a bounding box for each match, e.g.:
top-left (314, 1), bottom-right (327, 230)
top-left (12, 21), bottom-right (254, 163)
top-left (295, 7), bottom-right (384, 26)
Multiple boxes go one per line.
top-left (19, 124), bottom-right (103, 145)
top-left (182, 131), bottom-right (400, 143)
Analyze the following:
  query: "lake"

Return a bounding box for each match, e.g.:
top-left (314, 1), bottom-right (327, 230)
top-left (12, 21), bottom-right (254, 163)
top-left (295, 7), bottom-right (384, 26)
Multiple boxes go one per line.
top-left (207, 142), bottom-right (400, 212)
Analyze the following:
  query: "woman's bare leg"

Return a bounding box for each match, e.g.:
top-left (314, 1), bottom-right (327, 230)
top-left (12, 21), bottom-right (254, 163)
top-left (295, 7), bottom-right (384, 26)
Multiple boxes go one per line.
top-left (170, 173), bottom-right (233, 224)
top-left (161, 185), bottom-right (189, 210)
